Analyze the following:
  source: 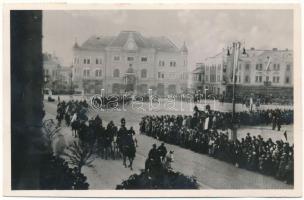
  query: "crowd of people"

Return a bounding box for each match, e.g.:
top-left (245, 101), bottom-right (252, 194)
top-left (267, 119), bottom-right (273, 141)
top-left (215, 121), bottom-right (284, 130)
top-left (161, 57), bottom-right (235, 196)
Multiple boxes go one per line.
top-left (54, 98), bottom-right (294, 184)
top-left (139, 106), bottom-right (293, 133)
top-left (55, 100), bottom-right (137, 170)
top-left (140, 105), bottom-right (294, 184)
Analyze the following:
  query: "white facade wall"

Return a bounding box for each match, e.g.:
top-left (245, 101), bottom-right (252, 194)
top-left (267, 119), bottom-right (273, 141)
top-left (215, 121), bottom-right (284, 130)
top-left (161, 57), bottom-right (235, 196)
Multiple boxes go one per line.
top-left (72, 45), bottom-right (188, 95)
top-left (201, 48), bottom-right (293, 96)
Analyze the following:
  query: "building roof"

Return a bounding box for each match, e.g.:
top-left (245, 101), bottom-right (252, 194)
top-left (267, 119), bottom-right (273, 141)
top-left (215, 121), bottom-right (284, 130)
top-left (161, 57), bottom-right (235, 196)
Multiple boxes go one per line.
top-left (109, 31), bottom-right (148, 48)
top-left (76, 31), bottom-right (180, 52)
top-left (203, 48), bottom-right (293, 63)
top-left (146, 36), bottom-right (179, 52)
top-left (79, 36), bottom-right (115, 50)
top-left (239, 48), bottom-right (293, 62)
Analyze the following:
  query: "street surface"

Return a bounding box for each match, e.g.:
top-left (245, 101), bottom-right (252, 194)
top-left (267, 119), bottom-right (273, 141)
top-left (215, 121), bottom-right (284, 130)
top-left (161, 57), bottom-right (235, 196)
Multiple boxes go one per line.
top-left (44, 99), bottom-right (293, 189)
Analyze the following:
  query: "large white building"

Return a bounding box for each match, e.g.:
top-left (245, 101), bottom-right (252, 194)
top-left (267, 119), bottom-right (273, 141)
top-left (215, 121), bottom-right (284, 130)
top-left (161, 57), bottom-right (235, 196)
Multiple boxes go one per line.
top-left (72, 31), bottom-right (189, 95)
top-left (199, 47), bottom-right (293, 98)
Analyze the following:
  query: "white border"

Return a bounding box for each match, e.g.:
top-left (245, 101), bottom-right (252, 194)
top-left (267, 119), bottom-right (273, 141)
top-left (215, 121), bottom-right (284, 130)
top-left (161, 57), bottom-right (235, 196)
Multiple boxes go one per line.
top-left (2, 2), bottom-right (302, 197)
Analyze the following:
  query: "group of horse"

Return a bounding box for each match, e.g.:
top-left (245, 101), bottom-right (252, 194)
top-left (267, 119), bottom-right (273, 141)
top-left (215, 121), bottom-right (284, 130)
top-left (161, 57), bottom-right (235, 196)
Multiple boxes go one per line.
top-left (55, 100), bottom-right (137, 170)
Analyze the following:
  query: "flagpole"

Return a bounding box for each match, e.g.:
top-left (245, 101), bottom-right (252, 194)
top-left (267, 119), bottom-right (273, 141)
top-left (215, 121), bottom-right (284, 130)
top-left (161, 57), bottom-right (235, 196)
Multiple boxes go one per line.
top-left (231, 41), bottom-right (241, 141)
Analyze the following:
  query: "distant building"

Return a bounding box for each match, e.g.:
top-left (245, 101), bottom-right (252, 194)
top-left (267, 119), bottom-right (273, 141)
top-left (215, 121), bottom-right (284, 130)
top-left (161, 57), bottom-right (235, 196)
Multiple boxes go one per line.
top-left (43, 53), bottom-right (73, 92)
top-left (72, 31), bottom-right (189, 95)
top-left (201, 47), bottom-right (293, 98)
top-left (191, 63), bottom-right (205, 91)
top-left (56, 66), bottom-right (73, 90)
top-left (43, 53), bottom-right (61, 89)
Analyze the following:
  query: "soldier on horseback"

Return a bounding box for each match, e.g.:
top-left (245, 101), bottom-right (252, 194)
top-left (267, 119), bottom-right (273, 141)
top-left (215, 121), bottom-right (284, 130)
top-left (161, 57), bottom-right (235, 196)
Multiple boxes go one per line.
top-left (95, 117), bottom-right (106, 158)
top-left (118, 118), bottom-right (136, 170)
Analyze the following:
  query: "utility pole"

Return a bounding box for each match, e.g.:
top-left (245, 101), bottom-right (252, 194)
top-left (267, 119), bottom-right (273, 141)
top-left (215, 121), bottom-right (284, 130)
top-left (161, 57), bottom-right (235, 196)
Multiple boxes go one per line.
top-left (231, 41), bottom-right (241, 141)
top-left (70, 71), bottom-right (73, 95)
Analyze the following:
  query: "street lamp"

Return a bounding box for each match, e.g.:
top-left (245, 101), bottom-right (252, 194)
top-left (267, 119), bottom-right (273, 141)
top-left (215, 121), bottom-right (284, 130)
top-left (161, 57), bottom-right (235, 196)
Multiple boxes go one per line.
top-left (70, 72), bottom-right (73, 96)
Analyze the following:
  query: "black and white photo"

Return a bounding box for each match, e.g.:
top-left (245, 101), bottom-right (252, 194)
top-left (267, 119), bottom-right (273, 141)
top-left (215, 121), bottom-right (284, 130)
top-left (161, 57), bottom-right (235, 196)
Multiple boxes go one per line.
top-left (4, 4), bottom-right (302, 197)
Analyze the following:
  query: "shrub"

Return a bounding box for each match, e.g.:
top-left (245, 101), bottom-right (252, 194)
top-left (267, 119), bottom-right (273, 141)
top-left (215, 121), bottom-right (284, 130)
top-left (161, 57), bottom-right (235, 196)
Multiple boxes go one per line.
top-left (116, 169), bottom-right (199, 189)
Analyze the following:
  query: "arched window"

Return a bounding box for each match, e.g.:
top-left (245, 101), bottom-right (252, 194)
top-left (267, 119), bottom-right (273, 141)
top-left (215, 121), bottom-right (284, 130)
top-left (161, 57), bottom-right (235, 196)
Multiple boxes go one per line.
top-left (141, 69), bottom-right (147, 78)
top-left (113, 69), bottom-right (120, 77)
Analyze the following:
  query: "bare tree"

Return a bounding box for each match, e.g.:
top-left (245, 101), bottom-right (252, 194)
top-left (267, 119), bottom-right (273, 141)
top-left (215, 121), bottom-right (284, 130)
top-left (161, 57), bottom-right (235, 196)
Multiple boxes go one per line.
top-left (64, 140), bottom-right (96, 173)
top-left (42, 119), bottom-right (61, 151)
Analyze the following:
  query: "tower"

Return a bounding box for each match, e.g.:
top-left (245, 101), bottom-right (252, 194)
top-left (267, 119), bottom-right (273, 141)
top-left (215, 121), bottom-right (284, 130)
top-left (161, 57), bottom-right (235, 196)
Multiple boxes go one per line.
top-left (180, 41), bottom-right (188, 68)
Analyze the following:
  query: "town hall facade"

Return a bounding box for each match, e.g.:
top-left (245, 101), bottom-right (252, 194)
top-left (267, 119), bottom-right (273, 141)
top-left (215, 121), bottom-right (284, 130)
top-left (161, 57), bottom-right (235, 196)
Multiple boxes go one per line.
top-left (72, 31), bottom-right (189, 96)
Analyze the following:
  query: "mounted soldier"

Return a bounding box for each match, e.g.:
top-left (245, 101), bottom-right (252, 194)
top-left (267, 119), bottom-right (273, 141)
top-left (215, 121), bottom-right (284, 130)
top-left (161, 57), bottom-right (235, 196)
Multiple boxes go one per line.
top-left (118, 118), bottom-right (136, 170)
top-left (129, 126), bottom-right (138, 147)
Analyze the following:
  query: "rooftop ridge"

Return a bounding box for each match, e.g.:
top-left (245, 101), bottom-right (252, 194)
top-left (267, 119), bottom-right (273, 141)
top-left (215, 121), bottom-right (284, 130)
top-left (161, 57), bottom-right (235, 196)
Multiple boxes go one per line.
top-left (78, 31), bottom-right (181, 52)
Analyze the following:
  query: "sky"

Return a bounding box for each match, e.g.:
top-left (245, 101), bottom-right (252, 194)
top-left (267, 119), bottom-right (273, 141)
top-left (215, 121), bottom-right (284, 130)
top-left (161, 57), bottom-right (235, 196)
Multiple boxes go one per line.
top-left (43, 9), bottom-right (293, 69)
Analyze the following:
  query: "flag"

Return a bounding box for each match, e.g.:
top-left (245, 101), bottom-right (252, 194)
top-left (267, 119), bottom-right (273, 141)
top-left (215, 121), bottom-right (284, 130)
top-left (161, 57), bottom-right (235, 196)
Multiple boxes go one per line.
top-left (283, 131), bottom-right (288, 141)
top-left (266, 57), bottom-right (271, 71)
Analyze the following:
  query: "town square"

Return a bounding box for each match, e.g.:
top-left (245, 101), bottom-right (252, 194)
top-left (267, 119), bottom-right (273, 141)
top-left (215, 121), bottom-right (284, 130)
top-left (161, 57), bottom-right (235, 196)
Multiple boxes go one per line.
top-left (8, 7), bottom-right (299, 194)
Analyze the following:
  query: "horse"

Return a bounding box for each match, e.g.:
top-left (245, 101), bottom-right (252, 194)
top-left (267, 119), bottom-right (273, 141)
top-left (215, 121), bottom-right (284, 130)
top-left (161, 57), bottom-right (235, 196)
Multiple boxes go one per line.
top-left (102, 132), bottom-right (113, 160)
top-left (64, 113), bottom-right (71, 127)
top-left (56, 112), bottom-right (64, 126)
top-left (121, 143), bottom-right (136, 170)
top-left (71, 119), bottom-right (80, 138)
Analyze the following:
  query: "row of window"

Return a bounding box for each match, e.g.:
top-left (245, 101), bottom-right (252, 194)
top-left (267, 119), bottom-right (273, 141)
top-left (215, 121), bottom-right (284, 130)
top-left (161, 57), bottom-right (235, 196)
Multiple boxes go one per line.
top-left (253, 63), bottom-right (291, 71)
top-left (82, 69), bottom-right (102, 77)
top-left (81, 68), bottom-right (147, 78)
top-left (158, 60), bottom-right (177, 67)
top-left (205, 64), bottom-right (222, 71)
top-left (114, 56), bottom-right (148, 62)
top-left (196, 75), bottom-right (292, 84)
top-left (74, 58), bottom-right (103, 65)
top-left (249, 75), bottom-right (290, 83)
top-left (205, 75), bottom-right (222, 82)
top-left (157, 72), bottom-right (187, 80)
top-left (74, 56), bottom-right (149, 65)
top-left (205, 63), bottom-right (291, 73)
top-left (74, 57), bottom-right (185, 69)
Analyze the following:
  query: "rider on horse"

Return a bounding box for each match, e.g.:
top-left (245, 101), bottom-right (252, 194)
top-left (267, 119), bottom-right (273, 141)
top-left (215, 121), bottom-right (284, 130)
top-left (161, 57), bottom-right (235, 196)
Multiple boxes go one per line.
top-left (118, 118), bottom-right (136, 170)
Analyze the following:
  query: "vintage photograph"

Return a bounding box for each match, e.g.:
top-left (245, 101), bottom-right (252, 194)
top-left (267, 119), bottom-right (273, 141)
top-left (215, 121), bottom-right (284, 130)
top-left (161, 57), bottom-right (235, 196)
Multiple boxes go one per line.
top-left (5, 4), bottom-right (302, 197)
